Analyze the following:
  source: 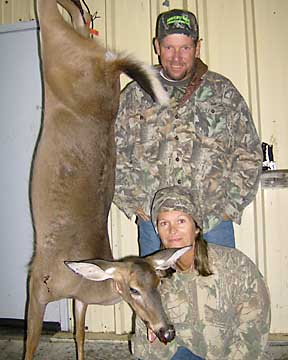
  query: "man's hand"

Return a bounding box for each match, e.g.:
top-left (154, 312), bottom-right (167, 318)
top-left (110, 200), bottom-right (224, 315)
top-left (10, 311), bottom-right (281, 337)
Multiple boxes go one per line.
top-left (136, 208), bottom-right (150, 221)
top-left (223, 213), bottom-right (230, 221)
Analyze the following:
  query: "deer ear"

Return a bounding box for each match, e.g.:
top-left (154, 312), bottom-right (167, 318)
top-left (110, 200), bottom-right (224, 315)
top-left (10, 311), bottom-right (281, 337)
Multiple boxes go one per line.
top-left (145, 246), bottom-right (192, 271)
top-left (65, 260), bottom-right (117, 282)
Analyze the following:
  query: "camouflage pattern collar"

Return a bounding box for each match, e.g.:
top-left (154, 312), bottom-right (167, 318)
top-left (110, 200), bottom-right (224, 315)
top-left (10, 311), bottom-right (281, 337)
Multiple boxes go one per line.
top-left (159, 69), bottom-right (191, 88)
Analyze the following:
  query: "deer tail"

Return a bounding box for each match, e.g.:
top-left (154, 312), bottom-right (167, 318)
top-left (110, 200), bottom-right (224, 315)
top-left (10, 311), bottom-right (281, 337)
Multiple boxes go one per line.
top-left (106, 52), bottom-right (169, 106)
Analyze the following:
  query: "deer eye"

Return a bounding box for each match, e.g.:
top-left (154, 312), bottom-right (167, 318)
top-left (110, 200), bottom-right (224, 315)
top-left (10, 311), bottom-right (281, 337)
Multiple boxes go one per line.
top-left (129, 287), bottom-right (140, 295)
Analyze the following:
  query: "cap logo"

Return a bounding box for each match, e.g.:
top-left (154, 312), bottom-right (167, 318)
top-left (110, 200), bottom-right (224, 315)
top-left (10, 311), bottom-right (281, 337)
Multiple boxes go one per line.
top-left (166, 15), bottom-right (191, 28)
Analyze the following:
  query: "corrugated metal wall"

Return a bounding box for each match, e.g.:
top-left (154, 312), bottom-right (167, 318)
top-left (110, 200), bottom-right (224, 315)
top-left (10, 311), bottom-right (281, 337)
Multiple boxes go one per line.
top-left (1, 0), bottom-right (287, 334)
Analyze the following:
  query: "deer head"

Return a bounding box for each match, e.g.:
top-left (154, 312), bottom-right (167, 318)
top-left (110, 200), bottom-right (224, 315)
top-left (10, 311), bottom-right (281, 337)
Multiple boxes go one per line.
top-left (65, 246), bottom-right (191, 344)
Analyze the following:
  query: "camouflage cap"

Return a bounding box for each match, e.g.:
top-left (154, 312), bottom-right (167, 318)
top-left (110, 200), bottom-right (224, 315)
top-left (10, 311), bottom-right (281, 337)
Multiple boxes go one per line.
top-left (156, 9), bottom-right (199, 41)
top-left (151, 186), bottom-right (203, 232)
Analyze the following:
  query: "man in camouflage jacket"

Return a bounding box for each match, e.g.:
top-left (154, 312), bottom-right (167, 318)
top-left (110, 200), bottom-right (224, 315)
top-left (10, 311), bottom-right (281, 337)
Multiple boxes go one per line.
top-left (113, 9), bottom-right (262, 253)
top-left (132, 186), bottom-right (271, 360)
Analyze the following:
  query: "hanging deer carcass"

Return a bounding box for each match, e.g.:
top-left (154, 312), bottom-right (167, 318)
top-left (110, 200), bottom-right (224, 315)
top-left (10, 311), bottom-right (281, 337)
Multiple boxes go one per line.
top-left (24, 0), bottom-right (188, 359)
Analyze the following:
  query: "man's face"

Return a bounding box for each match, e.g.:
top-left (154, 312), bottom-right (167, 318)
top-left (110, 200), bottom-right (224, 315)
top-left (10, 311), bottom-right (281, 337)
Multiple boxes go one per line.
top-left (154, 34), bottom-right (200, 81)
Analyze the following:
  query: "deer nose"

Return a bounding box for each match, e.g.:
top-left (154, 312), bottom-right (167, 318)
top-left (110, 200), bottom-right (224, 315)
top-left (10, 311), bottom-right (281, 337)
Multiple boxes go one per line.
top-left (157, 324), bottom-right (176, 344)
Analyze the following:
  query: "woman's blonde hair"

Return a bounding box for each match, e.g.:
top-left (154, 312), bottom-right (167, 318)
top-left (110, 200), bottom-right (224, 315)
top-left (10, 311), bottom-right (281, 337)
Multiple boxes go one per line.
top-left (193, 226), bottom-right (213, 276)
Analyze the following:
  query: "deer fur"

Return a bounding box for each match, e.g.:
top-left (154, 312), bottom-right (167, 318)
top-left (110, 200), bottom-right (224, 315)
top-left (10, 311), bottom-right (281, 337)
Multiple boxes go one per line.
top-left (24, 1), bottom-right (173, 359)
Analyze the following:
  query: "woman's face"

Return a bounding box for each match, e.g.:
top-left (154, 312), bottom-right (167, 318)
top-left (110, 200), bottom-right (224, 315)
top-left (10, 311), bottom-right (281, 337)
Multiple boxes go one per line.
top-left (157, 210), bottom-right (199, 249)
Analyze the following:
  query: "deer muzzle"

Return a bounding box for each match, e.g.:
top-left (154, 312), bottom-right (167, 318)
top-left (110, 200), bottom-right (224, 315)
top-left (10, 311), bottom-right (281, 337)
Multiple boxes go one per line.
top-left (156, 324), bottom-right (176, 344)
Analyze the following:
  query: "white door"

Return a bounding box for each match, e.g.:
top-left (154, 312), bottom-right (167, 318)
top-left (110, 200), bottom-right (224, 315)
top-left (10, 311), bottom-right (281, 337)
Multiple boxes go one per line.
top-left (0, 21), bottom-right (68, 330)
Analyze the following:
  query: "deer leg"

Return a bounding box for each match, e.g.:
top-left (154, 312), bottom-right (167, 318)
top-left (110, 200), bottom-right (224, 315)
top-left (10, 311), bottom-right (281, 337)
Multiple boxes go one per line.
top-left (24, 276), bottom-right (47, 360)
top-left (74, 299), bottom-right (88, 360)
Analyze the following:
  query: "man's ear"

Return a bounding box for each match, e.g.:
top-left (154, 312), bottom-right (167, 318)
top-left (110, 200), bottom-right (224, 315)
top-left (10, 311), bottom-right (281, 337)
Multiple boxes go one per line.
top-left (153, 37), bottom-right (161, 56)
top-left (145, 246), bottom-right (192, 271)
top-left (195, 39), bottom-right (201, 58)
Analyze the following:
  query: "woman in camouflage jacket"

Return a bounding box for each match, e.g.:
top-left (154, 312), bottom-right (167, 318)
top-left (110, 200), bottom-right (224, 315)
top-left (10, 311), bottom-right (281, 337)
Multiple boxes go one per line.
top-left (133, 186), bottom-right (271, 360)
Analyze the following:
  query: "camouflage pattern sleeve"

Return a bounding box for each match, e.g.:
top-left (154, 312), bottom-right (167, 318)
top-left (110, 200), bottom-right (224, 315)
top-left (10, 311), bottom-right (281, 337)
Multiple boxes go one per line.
top-left (226, 255), bottom-right (271, 359)
top-left (222, 80), bottom-right (263, 223)
top-left (113, 81), bottom-right (148, 219)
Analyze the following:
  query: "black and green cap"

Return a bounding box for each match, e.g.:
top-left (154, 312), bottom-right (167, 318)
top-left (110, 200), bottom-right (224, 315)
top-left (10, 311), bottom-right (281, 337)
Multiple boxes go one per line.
top-left (156, 9), bottom-right (199, 41)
